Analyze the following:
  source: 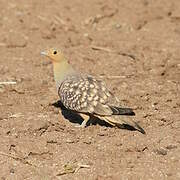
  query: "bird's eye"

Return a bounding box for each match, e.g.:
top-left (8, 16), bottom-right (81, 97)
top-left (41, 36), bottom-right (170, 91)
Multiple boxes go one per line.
top-left (53, 50), bottom-right (57, 55)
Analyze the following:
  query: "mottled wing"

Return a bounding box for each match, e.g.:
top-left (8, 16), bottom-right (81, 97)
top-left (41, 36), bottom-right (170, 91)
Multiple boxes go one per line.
top-left (58, 75), bottom-right (116, 115)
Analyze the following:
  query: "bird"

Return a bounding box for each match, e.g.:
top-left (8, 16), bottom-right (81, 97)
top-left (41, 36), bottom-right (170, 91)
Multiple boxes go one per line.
top-left (41, 48), bottom-right (145, 134)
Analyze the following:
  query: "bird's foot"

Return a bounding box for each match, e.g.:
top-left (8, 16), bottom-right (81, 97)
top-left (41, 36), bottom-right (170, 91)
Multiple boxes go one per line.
top-left (74, 120), bottom-right (88, 128)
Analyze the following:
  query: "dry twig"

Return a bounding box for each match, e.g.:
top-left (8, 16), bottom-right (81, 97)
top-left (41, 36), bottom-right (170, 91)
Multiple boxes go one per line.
top-left (0, 81), bottom-right (16, 85)
top-left (91, 45), bottom-right (114, 53)
top-left (0, 151), bottom-right (35, 167)
top-left (57, 163), bottom-right (90, 176)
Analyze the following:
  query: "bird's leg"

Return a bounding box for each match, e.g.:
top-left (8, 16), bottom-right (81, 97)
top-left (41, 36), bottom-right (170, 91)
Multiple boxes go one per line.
top-left (75, 113), bottom-right (90, 128)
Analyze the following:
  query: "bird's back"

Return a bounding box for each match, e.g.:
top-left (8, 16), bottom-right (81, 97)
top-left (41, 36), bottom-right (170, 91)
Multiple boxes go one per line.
top-left (58, 74), bottom-right (115, 113)
top-left (58, 74), bottom-right (134, 116)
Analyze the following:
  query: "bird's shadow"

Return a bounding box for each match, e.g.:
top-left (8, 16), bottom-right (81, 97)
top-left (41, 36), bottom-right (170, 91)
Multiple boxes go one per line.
top-left (51, 100), bottom-right (111, 127)
top-left (51, 100), bottom-right (141, 132)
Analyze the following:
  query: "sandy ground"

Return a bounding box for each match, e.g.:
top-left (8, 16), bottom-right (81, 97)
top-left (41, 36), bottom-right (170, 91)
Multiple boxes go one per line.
top-left (0, 0), bottom-right (180, 179)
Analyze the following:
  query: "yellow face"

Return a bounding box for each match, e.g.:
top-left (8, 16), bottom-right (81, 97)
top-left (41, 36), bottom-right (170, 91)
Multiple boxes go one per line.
top-left (41, 48), bottom-right (64, 62)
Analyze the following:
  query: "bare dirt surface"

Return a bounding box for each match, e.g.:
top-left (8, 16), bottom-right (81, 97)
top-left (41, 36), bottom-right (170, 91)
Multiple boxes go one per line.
top-left (0, 0), bottom-right (180, 179)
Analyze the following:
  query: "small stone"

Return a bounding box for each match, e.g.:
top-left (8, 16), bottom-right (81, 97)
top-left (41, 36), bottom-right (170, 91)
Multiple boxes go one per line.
top-left (83, 140), bottom-right (91, 145)
top-left (166, 172), bottom-right (172, 177)
top-left (83, 33), bottom-right (89, 37)
top-left (154, 148), bottom-right (167, 155)
top-left (97, 132), bottom-right (106, 136)
top-left (115, 142), bottom-right (123, 146)
top-left (153, 102), bottom-right (158, 105)
top-left (158, 121), bottom-right (165, 126)
top-left (160, 118), bottom-right (167, 122)
top-left (66, 139), bottom-right (75, 143)
top-left (84, 17), bottom-right (93, 25)
top-left (166, 144), bottom-right (177, 150)
top-left (7, 103), bottom-right (13, 106)
top-left (10, 168), bottom-right (15, 174)
top-left (115, 23), bottom-right (121, 29)
top-left (47, 140), bottom-right (57, 144)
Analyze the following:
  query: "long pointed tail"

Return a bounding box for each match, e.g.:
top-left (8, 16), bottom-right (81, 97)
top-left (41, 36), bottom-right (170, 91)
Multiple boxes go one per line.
top-left (102, 115), bottom-right (145, 134)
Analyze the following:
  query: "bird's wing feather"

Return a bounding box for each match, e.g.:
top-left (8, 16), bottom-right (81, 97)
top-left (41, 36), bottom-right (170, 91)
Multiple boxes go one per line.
top-left (58, 75), bottom-right (133, 116)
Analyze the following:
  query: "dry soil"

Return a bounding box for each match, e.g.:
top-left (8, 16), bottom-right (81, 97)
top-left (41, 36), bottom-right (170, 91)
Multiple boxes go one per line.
top-left (0, 0), bottom-right (180, 179)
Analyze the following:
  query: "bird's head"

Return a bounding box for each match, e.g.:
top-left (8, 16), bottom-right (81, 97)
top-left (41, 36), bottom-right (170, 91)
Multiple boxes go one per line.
top-left (41, 48), bottom-right (65, 63)
top-left (41, 48), bottom-right (75, 86)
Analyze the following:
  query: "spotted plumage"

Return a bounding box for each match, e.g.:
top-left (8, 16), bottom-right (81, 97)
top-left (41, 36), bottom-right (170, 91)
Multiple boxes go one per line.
top-left (41, 48), bottom-right (145, 134)
top-left (58, 75), bottom-right (114, 114)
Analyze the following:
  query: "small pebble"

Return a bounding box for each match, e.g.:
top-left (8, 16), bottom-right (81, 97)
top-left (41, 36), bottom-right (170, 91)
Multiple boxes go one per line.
top-left (66, 139), bottom-right (75, 143)
top-left (160, 117), bottom-right (167, 122)
top-left (83, 33), bottom-right (89, 37)
top-left (166, 144), bottom-right (177, 150)
top-left (155, 148), bottom-right (167, 155)
top-left (115, 23), bottom-right (121, 29)
top-left (83, 140), bottom-right (92, 145)
top-left (10, 168), bottom-right (15, 174)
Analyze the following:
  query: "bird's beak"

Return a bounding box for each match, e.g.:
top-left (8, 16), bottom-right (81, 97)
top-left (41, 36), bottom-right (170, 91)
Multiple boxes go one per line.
top-left (40, 51), bottom-right (48, 56)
